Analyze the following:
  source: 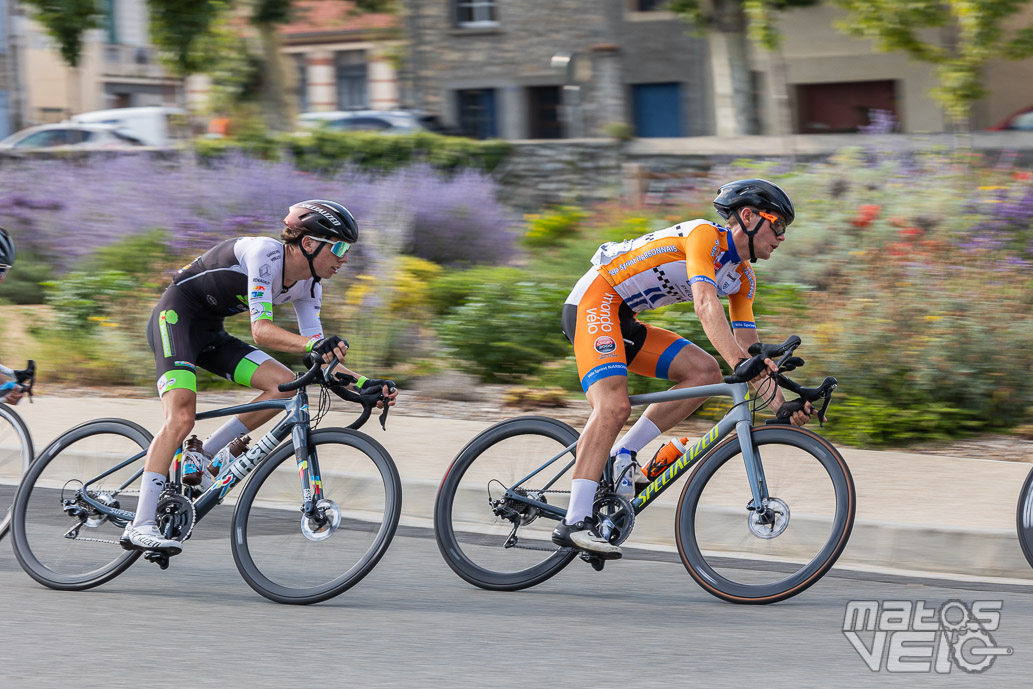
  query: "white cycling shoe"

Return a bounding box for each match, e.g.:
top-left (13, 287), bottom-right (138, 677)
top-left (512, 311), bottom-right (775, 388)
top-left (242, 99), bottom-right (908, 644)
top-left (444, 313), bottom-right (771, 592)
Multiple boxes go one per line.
top-left (120, 523), bottom-right (183, 555)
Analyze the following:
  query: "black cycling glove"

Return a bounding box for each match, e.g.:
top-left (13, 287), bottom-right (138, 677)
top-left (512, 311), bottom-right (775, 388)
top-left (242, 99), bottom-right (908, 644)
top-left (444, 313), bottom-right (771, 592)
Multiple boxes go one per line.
top-left (310, 336), bottom-right (348, 357)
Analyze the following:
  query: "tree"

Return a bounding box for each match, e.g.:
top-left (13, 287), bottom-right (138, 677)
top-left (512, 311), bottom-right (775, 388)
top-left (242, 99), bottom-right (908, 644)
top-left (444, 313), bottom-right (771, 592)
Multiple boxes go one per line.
top-left (147, 0), bottom-right (228, 78)
top-left (20, 0), bottom-right (103, 113)
top-left (833, 0), bottom-right (1033, 130)
top-left (21, 0), bottom-right (100, 68)
top-left (669, 0), bottom-right (817, 136)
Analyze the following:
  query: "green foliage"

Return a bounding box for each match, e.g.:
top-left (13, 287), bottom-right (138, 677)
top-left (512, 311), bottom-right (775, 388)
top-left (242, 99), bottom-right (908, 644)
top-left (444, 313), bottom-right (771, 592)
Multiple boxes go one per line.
top-left (433, 274), bottom-right (570, 382)
top-left (196, 130), bottom-right (513, 174)
top-left (42, 270), bottom-right (138, 333)
top-left (79, 229), bottom-right (169, 276)
top-left (833, 0), bottom-right (1033, 126)
top-left (427, 266), bottom-right (529, 315)
top-left (523, 206), bottom-right (588, 248)
top-left (0, 251), bottom-right (57, 305)
top-left (21, 0), bottom-right (102, 67)
top-left (148, 0), bottom-right (227, 76)
top-left (822, 396), bottom-right (983, 447)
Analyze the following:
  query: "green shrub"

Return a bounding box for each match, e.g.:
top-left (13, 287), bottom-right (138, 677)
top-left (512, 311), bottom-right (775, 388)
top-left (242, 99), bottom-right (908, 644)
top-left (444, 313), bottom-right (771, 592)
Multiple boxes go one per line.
top-left (434, 275), bottom-right (570, 382)
top-left (0, 251), bottom-right (56, 305)
top-left (523, 206), bottom-right (588, 248)
top-left (198, 130), bottom-right (513, 174)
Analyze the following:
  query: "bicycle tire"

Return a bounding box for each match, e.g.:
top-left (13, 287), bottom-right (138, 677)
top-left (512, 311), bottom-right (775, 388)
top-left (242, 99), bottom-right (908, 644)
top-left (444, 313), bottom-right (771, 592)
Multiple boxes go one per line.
top-left (675, 425), bottom-right (855, 604)
top-left (11, 418), bottom-right (152, 590)
top-left (434, 416), bottom-right (579, 591)
top-left (231, 427), bottom-right (401, 605)
top-left (1015, 464), bottom-right (1033, 569)
top-left (0, 402), bottom-right (34, 539)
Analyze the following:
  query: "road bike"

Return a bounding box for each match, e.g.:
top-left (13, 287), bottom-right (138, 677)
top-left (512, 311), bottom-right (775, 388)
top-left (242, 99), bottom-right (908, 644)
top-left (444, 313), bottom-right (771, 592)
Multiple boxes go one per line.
top-left (10, 357), bottom-right (401, 605)
top-left (1014, 466), bottom-right (1033, 571)
top-left (0, 361), bottom-right (37, 539)
top-left (434, 336), bottom-right (854, 604)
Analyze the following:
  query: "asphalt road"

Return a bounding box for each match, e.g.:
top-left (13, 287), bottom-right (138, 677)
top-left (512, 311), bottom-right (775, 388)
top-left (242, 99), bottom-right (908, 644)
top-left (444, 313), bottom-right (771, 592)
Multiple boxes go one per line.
top-left (2, 518), bottom-right (1032, 689)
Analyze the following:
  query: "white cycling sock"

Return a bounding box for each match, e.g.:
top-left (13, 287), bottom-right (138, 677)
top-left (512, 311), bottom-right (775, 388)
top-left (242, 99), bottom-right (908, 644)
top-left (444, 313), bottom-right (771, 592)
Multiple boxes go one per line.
top-left (611, 416), bottom-right (661, 456)
top-left (133, 471), bottom-right (166, 527)
top-left (203, 417), bottom-right (249, 457)
top-left (565, 479), bottom-right (598, 525)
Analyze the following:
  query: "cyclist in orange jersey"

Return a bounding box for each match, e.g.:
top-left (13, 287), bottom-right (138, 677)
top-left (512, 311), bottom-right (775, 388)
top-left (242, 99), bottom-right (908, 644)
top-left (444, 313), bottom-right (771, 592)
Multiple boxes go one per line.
top-left (552, 179), bottom-right (817, 557)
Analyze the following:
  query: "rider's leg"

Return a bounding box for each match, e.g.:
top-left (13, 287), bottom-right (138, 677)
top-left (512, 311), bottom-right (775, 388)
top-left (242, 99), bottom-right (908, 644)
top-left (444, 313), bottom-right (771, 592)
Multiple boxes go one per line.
top-left (614, 342), bottom-right (723, 456)
top-left (134, 387), bottom-right (197, 526)
top-left (199, 355), bottom-right (293, 456)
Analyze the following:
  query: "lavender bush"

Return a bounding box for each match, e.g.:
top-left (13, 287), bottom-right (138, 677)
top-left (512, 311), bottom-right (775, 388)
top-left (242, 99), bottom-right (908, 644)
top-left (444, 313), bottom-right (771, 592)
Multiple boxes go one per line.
top-left (1, 152), bottom-right (518, 383)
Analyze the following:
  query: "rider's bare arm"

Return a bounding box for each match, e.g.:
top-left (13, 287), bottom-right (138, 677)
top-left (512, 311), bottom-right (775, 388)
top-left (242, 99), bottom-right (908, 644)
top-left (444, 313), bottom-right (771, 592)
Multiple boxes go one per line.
top-left (251, 319), bottom-right (322, 354)
top-left (690, 280), bottom-right (750, 368)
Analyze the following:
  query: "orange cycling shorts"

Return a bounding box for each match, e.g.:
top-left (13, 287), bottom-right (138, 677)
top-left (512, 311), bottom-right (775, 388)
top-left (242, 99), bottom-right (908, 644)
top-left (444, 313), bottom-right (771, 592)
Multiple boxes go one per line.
top-left (561, 273), bottom-right (691, 392)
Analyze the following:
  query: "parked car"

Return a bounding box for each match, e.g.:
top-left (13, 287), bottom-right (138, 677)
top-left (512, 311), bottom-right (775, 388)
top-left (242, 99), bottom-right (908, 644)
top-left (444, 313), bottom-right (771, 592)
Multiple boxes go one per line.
top-left (70, 106), bottom-right (186, 147)
top-left (0, 123), bottom-right (146, 151)
top-left (297, 110), bottom-right (449, 134)
top-left (987, 105), bottom-right (1033, 131)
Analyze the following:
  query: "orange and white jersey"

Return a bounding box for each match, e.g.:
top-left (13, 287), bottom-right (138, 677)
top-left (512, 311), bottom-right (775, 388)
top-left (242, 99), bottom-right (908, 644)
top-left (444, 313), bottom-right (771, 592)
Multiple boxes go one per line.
top-left (568, 219), bottom-right (757, 329)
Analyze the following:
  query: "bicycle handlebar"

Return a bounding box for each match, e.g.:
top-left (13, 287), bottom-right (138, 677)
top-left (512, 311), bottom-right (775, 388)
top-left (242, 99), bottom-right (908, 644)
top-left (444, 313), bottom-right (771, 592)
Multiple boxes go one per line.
top-left (277, 356), bottom-right (396, 430)
top-left (721, 335), bottom-right (838, 427)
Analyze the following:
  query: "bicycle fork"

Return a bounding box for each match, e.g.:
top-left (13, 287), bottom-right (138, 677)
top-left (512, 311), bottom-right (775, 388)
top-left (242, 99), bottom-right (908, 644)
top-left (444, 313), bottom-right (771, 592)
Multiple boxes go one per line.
top-left (735, 420), bottom-right (773, 519)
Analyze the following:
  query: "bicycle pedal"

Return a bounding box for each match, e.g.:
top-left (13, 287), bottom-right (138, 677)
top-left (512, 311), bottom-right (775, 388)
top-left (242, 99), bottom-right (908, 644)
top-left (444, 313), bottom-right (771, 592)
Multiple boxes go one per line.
top-left (143, 550), bottom-right (172, 570)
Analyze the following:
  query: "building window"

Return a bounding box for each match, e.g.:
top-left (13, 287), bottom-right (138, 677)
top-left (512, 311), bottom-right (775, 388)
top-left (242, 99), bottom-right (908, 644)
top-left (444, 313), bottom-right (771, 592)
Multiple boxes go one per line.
top-left (527, 86), bottom-right (563, 139)
top-left (104, 0), bottom-right (118, 44)
top-left (457, 89), bottom-right (497, 139)
top-left (455, 1), bottom-right (498, 26)
top-left (294, 54), bottom-right (308, 112)
top-left (335, 50), bottom-right (368, 110)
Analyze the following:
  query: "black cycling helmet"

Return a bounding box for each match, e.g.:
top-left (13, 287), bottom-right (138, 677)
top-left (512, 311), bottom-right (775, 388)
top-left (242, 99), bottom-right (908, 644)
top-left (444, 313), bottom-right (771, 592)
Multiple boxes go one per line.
top-left (283, 199), bottom-right (359, 243)
top-left (0, 227), bottom-right (14, 266)
top-left (713, 179), bottom-right (794, 263)
top-left (713, 178), bottom-right (795, 226)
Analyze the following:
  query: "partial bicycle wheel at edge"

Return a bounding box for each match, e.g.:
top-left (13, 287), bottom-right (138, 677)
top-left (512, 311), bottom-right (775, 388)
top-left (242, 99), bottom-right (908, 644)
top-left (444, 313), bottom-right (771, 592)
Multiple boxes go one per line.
top-left (231, 428), bottom-right (401, 605)
top-left (0, 403), bottom-right (34, 539)
top-left (11, 418), bottom-right (152, 590)
top-left (676, 425), bottom-right (855, 604)
top-left (434, 416), bottom-right (579, 591)
top-left (1015, 465), bottom-right (1033, 569)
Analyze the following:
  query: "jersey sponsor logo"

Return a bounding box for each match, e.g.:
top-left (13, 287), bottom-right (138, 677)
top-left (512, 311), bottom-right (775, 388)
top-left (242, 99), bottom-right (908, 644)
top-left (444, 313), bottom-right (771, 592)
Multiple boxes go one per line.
top-left (157, 374), bottom-right (176, 393)
top-left (605, 244), bottom-right (679, 276)
top-left (298, 203), bottom-right (342, 226)
top-left (594, 336), bottom-right (617, 354)
top-left (259, 264), bottom-right (271, 278)
top-left (250, 305), bottom-right (264, 319)
top-left (251, 285), bottom-right (266, 299)
top-left (206, 294), bottom-right (217, 306)
top-left (266, 250), bottom-right (279, 259)
top-left (174, 361), bottom-right (196, 370)
top-left (253, 278), bottom-right (270, 285)
top-left (585, 291), bottom-right (617, 334)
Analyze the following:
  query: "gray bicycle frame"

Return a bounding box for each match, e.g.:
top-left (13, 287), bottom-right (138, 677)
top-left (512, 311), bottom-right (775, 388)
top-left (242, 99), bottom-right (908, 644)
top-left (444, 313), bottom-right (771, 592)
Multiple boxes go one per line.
top-left (501, 380), bottom-right (768, 520)
top-left (76, 388), bottom-right (320, 524)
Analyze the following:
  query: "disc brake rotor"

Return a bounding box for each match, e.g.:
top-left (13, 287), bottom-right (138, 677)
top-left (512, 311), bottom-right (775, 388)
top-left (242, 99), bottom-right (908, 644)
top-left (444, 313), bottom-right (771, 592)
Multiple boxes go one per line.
top-left (301, 499), bottom-right (341, 542)
top-left (748, 497), bottom-right (790, 539)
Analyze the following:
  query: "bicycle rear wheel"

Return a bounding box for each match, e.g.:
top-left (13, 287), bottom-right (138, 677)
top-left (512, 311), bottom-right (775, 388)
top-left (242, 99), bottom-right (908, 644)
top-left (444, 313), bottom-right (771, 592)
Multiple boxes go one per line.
top-left (434, 417), bottom-right (579, 591)
top-left (0, 403), bottom-right (34, 538)
top-left (676, 426), bottom-right (854, 604)
top-left (11, 419), bottom-right (151, 590)
top-left (231, 428), bottom-right (401, 605)
top-left (1015, 465), bottom-right (1033, 569)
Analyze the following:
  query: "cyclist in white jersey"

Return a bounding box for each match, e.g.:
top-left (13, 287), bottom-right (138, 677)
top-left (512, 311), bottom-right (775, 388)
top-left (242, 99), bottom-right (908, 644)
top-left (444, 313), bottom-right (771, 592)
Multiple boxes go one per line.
top-left (122, 200), bottom-right (397, 553)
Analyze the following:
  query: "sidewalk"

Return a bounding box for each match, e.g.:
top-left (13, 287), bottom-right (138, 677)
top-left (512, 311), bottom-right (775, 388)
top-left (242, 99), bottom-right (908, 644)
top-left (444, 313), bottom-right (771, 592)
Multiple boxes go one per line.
top-left (10, 393), bottom-right (1033, 582)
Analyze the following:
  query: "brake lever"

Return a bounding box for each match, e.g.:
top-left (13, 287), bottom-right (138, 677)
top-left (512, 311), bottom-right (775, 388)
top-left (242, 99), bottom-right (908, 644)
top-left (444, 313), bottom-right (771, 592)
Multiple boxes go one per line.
top-left (377, 385), bottom-right (397, 430)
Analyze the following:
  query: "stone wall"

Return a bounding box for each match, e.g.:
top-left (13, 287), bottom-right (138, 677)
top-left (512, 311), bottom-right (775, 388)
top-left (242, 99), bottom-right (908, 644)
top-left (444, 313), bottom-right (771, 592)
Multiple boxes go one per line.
top-left (496, 133), bottom-right (1033, 209)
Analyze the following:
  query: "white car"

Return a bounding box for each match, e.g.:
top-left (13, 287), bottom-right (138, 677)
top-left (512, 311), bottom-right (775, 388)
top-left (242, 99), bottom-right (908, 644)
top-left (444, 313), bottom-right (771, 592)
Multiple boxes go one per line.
top-left (0, 123), bottom-right (146, 151)
top-left (297, 110), bottom-right (447, 134)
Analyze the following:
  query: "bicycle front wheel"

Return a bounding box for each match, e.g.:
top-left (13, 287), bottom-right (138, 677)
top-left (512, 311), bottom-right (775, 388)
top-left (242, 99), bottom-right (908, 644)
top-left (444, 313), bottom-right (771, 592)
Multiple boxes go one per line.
top-left (231, 428), bottom-right (401, 605)
top-left (1015, 465), bottom-right (1033, 569)
top-left (434, 417), bottom-right (579, 591)
top-left (0, 403), bottom-right (34, 538)
top-left (11, 419), bottom-right (151, 590)
top-left (676, 426), bottom-right (855, 604)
